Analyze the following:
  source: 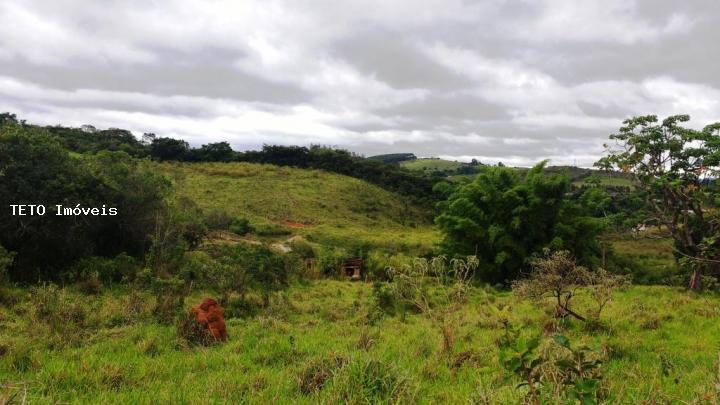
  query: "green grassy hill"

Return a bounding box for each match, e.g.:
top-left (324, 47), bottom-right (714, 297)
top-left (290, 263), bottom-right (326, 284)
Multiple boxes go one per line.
top-left (400, 158), bottom-right (467, 173)
top-left (157, 162), bottom-right (438, 252)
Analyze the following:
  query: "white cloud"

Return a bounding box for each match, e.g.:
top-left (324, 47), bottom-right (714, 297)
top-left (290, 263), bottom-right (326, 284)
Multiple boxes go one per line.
top-left (511, 0), bottom-right (694, 44)
top-left (0, 0), bottom-right (718, 165)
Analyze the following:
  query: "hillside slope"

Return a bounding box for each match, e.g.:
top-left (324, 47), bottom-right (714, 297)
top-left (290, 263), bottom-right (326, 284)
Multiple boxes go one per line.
top-left (400, 158), bottom-right (467, 173)
top-left (158, 162), bottom-right (438, 252)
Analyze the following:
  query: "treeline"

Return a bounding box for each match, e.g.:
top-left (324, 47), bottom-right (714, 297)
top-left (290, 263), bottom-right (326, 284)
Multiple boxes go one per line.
top-left (0, 122), bottom-right (178, 282)
top-left (366, 153), bottom-right (417, 164)
top-left (0, 121), bottom-right (297, 310)
top-left (1, 113), bottom-right (439, 207)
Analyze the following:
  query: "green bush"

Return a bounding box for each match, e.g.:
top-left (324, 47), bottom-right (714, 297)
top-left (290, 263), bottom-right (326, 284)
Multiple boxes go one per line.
top-left (176, 312), bottom-right (217, 347)
top-left (202, 244), bottom-right (290, 302)
top-left (184, 250), bottom-right (247, 306)
top-left (371, 282), bottom-right (396, 316)
top-left (225, 296), bottom-right (259, 318)
top-left (315, 247), bottom-right (346, 277)
top-left (229, 217), bottom-right (253, 235)
top-left (0, 244), bottom-right (14, 288)
top-left (204, 209), bottom-right (234, 230)
top-left (289, 239), bottom-right (315, 259)
top-left (364, 252), bottom-right (413, 281)
top-left (329, 357), bottom-right (413, 403)
top-left (254, 223), bottom-right (291, 237)
top-left (69, 253), bottom-right (139, 285)
top-left (29, 284), bottom-right (91, 347)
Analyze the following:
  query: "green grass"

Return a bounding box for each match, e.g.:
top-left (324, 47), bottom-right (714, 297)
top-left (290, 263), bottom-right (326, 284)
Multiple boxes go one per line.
top-left (400, 158), bottom-right (466, 173)
top-left (573, 176), bottom-right (635, 188)
top-left (1, 282), bottom-right (718, 403)
top-left (157, 162), bottom-right (438, 253)
top-left (606, 229), bottom-right (680, 283)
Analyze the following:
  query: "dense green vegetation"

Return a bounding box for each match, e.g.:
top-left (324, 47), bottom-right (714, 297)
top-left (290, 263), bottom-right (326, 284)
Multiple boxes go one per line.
top-left (1, 114), bottom-right (719, 403)
top-left (436, 162), bottom-right (606, 283)
top-left (0, 123), bottom-right (177, 282)
top-left (401, 157), bottom-right (480, 177)
top-left (597, 115), bottom-right (720, 290)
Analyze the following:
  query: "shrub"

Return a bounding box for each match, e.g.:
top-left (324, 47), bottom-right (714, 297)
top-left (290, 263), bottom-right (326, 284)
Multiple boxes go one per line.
top-left (77, 271), bottom-right (103, 295)
top-left (297, 353), bottom-right (348, 394)
top-left (176, 312), bottom-right (217, 347)
top-left (0, 245), bottom-right (13, 286)
top-left (225, 296), bottom-right (259, 318)
top-left (500, 333), bottom-right (606, 404)
top-left (30, 284), bottom-right (90, 347)
top-left (329, 357), bottom-right (413, 403)
top-left (315, 247), bottom-right (346, 277)
top-left (364, 252), bottom-right (413, 281)
top-left (254, 223), bottom-right (291, 237)
top-left (229, 217), bottom-right (253, 235)
top-left (149, 275), bottom-right (188, 325)
top-left (387, 256), bottom-right (477, 356)
top-left (204, 209), bottom-right (234, 230)
top-left (586, 268), bottom-right (631, 319)
top-left (184, 251), bottom-right (247, 306)
top-left (289, 239), bottom-right (315, 259)
top-left (69, 253), bottom-right (139, 285)
top-left (552, 335), bottom-right (606, 403)
top-left (371, 281), bottom-right (396, 317)
top-left (513, 251), bottom-right (591, 321)
top-left (202, 244), bottom-right (290, 304)
top-left (513, 250), bottom-right (630, 321)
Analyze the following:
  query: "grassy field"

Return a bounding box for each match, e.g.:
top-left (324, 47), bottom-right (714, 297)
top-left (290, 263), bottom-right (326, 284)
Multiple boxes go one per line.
top-left (400, 158), bottom-right (467, 173)
top-left (1, 281), bottom-right (718, 403)
top-left (157, 162), bottom-right (438, 253)
top-left (573, 176), bottom-right (635, 188)
top-left (604, 229), bottom-right (679, 284)
top-left (1, 161), bottom-right (717, 404)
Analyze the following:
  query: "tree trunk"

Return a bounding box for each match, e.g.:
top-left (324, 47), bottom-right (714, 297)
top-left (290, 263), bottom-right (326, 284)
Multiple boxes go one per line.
top-left (688, 267), bottom-right (703, 291)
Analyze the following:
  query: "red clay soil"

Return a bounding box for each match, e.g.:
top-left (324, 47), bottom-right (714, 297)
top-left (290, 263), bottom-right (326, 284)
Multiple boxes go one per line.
top-left (190, 298), bottom-right (228, 341)
top-left (282, 219), bottom-right (313, 228)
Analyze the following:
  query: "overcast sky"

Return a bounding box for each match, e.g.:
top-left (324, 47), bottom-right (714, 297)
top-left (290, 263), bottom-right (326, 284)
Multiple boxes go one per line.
top-left (1, 0), bottom-right (718, 166)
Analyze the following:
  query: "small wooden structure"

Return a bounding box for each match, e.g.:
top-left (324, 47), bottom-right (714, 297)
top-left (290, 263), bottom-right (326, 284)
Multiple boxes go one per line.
top-left (341, 258), bottom-right (363, 280)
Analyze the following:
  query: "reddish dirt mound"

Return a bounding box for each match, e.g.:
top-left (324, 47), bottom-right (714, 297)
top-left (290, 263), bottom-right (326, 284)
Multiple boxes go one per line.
top-left (282, 219), bottom-right (313, 228)
top-left (190, 298), bottom-right (228, 341)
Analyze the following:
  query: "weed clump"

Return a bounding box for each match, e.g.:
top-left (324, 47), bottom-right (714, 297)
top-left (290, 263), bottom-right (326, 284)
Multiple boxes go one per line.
top-left (176, 312), bottom-right (217, 347)
top-left (30, 284), bottom-right (92, 347)
top-left (330, 357), bottom-right (414, 403)
top-left (297, 353), bottom-right (348, 394)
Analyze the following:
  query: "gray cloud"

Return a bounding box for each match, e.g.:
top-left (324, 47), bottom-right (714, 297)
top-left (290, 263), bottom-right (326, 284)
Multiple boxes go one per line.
top-left (1, 0), bottom-right (719, 167)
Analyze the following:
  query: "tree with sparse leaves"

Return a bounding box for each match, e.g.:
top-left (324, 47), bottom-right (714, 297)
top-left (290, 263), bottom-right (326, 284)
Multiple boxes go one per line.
top-left (596, 115), bottom-right (720, 290)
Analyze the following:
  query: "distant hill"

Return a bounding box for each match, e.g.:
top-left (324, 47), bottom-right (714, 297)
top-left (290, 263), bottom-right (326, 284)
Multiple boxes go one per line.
top-left (157, 161), bottom-right (437, 252)
top-left (366, 153), bottom-right (417, 164)
top-left (401, 158), bottom-right (634, 186)
top-left (401, 158), bottom-right (480, 177)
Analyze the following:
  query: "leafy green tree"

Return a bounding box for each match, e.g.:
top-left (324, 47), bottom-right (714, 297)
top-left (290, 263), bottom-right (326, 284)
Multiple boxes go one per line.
top-left (0, 112), bottom-right (18, 127)
top-left (198, 141), bottom-right (235, 162)
top-left (436, 162), bottom-right (603, 283)
top-left (0, 124), bottom-right (174, 282)
top-left (596, 115), bottom-right (720, 290)
top-left (0, 123), bottom-right (99, 281)
top-left (149, 137), bottom-right (190, 160)
top-left (87, 151), bottom-right (173, 256)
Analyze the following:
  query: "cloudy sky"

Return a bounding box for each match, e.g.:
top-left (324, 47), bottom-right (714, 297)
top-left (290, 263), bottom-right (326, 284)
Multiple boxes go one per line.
top-left (1, 0), bottom-right (718, 166)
